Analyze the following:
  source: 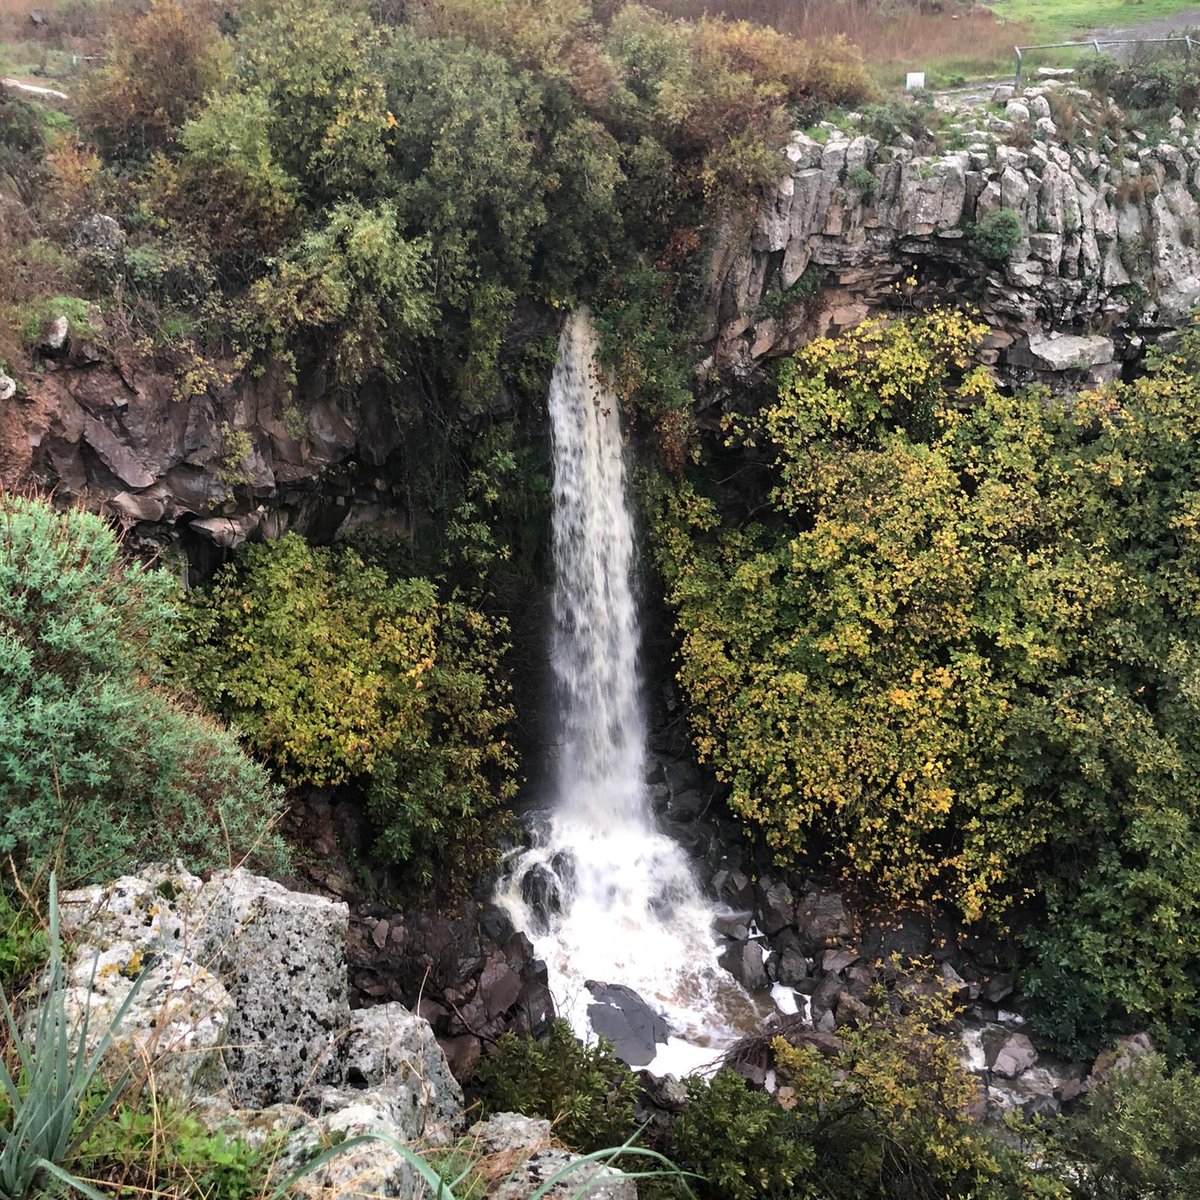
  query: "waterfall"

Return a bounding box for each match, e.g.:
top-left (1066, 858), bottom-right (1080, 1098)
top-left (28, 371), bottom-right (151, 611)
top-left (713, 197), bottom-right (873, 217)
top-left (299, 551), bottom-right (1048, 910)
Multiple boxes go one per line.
top-left (497, 310), bottom-right (756, 1075)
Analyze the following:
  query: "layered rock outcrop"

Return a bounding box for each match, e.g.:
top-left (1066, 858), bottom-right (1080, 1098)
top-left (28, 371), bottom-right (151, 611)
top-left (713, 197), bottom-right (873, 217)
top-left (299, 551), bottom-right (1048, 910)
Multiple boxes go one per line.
top-left (706, 82), bottom-right (1200, 385)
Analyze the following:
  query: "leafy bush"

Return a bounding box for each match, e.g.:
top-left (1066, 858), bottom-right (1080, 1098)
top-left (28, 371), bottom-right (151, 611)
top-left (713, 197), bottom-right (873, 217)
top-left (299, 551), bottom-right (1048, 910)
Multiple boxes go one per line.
top-left (847, 165), bottom-right (877, 198)
top-left (1042, 1054), bottom-right (1200, 1199)
top-left (178, 533), bottom-right (517, 884)
top-left (655, 312), bottom-right (1200, 1054)
top-left (862, 94), bottom-right (934, 144)
top-left (666, 986), bottom-right (1041, 1200)
top-left (970, 208), bottom-right (1024, 261)
top-left (475, 1020), bottom-right (640, 1155)
top-left (0, 494), bottom-right (286, 884)
top-left (77, 0), bottom-right (230, 159)
top-left (669, 1070), bottom-right (811, 1200)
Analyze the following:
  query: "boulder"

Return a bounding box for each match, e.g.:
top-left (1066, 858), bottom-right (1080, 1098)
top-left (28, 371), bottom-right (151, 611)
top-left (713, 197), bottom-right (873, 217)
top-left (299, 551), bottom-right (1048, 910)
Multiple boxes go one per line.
top-left (0, 372), bottom-right (15, 401)
top-left (336, 1003), bottom-right (463, 1143)
top-left (471, 1114), bottom-right (637, 1200)
top-left (586, 980), bottom-right (670, 1067)
top-left (796, 891), bottom-right (852, 951)
top-left (1016, 332), bottom-right (1115, 373)
top-left (74, 214), bottom-right (127, 276)
top-left (1090, 1031), bottom-right (1155, 1083)
top-left (984, 1028), bottom-right (1038, 1078)
top-left (718, 939), bottom-right (768, 991)
top-left (756, 879), bottom-right (796, 936)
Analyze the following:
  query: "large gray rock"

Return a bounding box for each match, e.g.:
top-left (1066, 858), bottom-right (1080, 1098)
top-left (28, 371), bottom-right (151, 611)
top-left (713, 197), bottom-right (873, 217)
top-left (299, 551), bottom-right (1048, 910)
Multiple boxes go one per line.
top-left (200, 868), bottom-right (349, 1105)
top-left (471, 1114), bottom-right (637, 1200)
top-left (336, 1003), bottom-right (463, 1142)
top-left (61, 866), bottom-right (349, 1107)
top-left (58, 868), bottom-right (230, 1099)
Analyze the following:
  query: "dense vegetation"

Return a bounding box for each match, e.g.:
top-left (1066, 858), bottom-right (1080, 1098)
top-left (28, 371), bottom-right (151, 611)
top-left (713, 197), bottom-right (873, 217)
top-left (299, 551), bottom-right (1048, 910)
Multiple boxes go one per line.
top-left (656, 312), bottom-right (1200, 1057)
top-left (8, 0), bottom-right (1200, 1196)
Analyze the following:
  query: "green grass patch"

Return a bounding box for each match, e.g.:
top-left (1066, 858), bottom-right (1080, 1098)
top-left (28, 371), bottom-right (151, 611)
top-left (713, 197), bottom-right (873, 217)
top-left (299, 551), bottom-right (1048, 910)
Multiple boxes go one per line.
top-left (991, 0), bottom-right (1200, 42)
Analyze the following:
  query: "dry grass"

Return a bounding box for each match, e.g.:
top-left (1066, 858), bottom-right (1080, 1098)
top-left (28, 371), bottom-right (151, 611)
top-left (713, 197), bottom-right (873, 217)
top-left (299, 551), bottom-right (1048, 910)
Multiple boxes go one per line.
top-left (646, 0), bottom-right (1033, 83)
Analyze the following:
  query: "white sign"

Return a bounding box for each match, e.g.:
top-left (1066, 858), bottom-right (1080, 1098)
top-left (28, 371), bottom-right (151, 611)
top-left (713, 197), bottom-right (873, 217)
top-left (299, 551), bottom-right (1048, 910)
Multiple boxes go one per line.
top-left (906, 72), bottom-right (926, 91)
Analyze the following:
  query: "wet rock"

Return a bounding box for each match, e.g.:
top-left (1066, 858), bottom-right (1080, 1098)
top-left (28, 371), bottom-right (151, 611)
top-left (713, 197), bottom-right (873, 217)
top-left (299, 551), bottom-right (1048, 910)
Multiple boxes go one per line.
top-left (585, 981), bottom-right (670, 1067)
top-left (776, 948), bottom-right (811, 986)
top-left (984, 973), bottom-right (1015, 1003)
top-left (822, 947), bottom-right (859, 975)
top-left (835, 991), bottom-right (871, 1029)
top-left (479, 953), bottom-right (524, 1018)
top-left (713, 912), bottom-right (752, 941)
top-left (719, 939), bottom-right (768, 992)
top-left (667, 787), bottom-right (706, 820)
top-left (984, 1029), bottom-right (1038, 1078)
top-left (862, 911), bottom-right (932, 963)
top-left (756, 878), bottom-right (796, 936)
top-left (519, 864), bottom-right (566, 935)
top-left (796, 891), bottom-right (852, 951)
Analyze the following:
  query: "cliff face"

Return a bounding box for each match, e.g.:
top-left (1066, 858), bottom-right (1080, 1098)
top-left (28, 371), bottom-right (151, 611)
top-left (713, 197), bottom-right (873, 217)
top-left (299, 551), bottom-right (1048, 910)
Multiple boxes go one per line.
top-left (5, 349), bottom-right (408, 564)
top-left (706, 82), bottom-right (1200, 386)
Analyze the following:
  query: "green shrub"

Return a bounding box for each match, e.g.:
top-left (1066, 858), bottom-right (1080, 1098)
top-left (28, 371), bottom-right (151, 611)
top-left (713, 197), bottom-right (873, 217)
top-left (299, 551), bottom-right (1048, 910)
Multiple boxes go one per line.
top-left (654, 311), bottom-right (1200, 1055)
top-left (177, 533), bottom-right (516, 885)
top-left (847, 164), bottom-right (877, 198)
top-left (669, 1070), bottom-right (811, 1200)
top-left (970, 208), bottom-right (1024, 261)
top-left (0, 892), bottom-right (44, 995)
top-left (1043, 1054), bottom-right (1200, 1199)
top-left (475, 1020), bottom-right (640, 1155)
top-left (0, 494), bottom-right (286, 884)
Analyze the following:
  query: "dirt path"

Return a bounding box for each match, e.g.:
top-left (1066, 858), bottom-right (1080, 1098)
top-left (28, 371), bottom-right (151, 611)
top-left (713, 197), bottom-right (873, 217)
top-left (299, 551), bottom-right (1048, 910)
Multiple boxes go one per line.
top-left (1, 75), bottom-right (68, 99)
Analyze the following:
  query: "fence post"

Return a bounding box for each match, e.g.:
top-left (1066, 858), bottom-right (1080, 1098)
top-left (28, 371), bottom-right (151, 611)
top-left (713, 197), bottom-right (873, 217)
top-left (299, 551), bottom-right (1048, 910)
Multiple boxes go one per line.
top-left (1014, 45), bottom-right (1023, 88)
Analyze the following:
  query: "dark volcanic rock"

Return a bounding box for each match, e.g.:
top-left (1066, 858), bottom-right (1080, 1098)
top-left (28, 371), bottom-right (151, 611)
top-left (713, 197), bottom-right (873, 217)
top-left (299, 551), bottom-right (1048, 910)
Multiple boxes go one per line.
top-left (796, 891), bottom-right (852, 951)
top-left (585, 981), bottom-right (670, 1068)
top-left (719, 939), bottom-right (768, 991)
top-left (756, 878), bottom-right (796, 936)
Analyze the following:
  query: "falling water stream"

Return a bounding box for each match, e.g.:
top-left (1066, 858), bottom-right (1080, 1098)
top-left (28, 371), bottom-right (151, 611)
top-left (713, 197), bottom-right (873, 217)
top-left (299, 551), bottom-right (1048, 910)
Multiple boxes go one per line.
top-left (497, 310), bottom-right (757, 1075)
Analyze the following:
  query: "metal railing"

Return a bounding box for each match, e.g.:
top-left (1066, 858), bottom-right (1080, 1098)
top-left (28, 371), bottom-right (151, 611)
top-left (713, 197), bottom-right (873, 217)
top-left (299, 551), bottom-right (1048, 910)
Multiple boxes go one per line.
top-left (1014, 36), bottom-right (1195, 87)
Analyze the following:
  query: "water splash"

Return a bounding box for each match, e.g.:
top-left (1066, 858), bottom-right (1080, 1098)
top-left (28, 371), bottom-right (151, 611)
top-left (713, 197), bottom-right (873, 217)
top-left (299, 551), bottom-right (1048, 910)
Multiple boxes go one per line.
top-left (497, 310), bottom-right (756, 1074)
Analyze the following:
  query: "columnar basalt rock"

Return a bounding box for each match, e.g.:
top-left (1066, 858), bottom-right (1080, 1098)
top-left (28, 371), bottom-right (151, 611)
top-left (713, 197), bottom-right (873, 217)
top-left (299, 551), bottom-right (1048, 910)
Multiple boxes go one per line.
top-left (705, 85), bottom-right (1200, 385)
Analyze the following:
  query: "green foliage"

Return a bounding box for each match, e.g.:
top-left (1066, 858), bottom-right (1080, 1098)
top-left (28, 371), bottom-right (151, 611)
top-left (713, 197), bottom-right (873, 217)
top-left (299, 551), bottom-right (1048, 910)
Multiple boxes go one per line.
top-left (0, 494), bottom-right (286, 884)
top-left (847, 164), bottom-right (878, 198)
top-left (19, 296), bottom-right (91, 344)
top-left (665, 985), bottom-right (1047, 1200)
top-left (178, 533), bottom-right (517, 885)
top-left (1041, 1054), bottom-right (1200, 1199)
top-left (0, 876), bottom-right (145, 1200)
top-left (655, 311), bottom-right (1200, 1056)
top-left (970, 208), bottom-right (1024, 261)
top-left (1078, 51), bottom-right (1200, 117)
top-left (475, 1020), bottom-right (640, 1155)
top-left (669, 1070), bottom-right (811, 1200)
top-left (73, 1098), bottom-right (280, 1200)
top-left (249, 199), bottom-right (433, 389)
top-left (0, 895), bottom-right (43, 996)
top-left (862, 94), bottom-right (934, 144)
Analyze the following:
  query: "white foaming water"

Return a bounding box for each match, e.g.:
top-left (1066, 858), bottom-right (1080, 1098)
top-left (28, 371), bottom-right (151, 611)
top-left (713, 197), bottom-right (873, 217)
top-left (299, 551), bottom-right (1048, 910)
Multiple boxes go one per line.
top-left (497, 310), bottom-right (757, 1075)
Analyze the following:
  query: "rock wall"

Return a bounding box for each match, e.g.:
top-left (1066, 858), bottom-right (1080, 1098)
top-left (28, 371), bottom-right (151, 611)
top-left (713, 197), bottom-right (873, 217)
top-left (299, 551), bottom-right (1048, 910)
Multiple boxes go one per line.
top-left (706, 82), bottom-right (1200, 386)
top-left (3, 348), bottom-right (409, 567)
